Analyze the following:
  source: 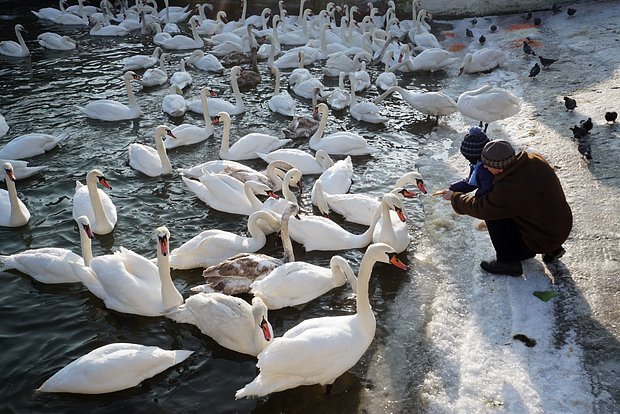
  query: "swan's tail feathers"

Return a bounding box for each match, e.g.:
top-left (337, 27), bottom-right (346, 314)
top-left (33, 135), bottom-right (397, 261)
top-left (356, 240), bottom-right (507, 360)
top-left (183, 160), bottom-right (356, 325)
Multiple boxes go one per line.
top-left (0, 255), bottom-right (12, 268)
top-left (55, 132), bottom-right (69, 143)
top-left (255, 152), bottom-right (271, 164)
top-left (173, 349), bottom-right (194, 364)
top-left (76, 105), bottom-right (88, 116)
top-left (235, 374), bottom-right (291, 399)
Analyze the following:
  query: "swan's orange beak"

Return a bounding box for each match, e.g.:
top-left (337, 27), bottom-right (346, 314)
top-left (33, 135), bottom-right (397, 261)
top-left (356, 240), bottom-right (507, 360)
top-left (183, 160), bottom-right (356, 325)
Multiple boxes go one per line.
top-left (260, 318), bottom-right (271, 341)
top-left (98, 176), bottom-right (112, 190)
top-left (416, 179), bottom-right (428, 194)
top-left (267, 190), bottom-right (279, 199)
top-left (209, 90), bottom-right (217, 97)
top-left (387, 252), bottom-right (407, 270)
top-left (132, 74), bottom-right (142, 81)
top-left (395, 207), bottom-right (406, 222)
top-left (159, 235), bottom-right (169, 256)
top-left (400, 188), bottom-right (417, 198)
top-left (212, 116), bottom-right (220, 125)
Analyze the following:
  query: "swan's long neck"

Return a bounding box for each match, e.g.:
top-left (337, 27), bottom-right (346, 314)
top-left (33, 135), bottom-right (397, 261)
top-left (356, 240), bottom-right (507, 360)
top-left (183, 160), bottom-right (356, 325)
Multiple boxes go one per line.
top-left (309, 108), bottom-right (328, 144)
top-left (231, 71), bottom-right (244, 111)
top-left (240, 0), bottom-right (247, 24)
top-left (87, 178), bottom-right (109, 230)
top-left (349, 74), bottom-right (357, 102)
top-left (355, 249), bottom-right (377, 328)
top-left (200, 91), bottom-right (213, 134)
top-left (16, 28), bottom-right (28, 54)
top-left (80, 226), bottom-right (93, 266)
top-left (124, 76), bottom-right (139, 110)
top-left (331, 255), bottom-right (356, 291)
top-left (190, 21), bottom-right (203, 45)
top-left (155, 132), bottom-right (173, 174)
top-left (359, 200), bottom-right (385, 244)
top-left (247, 212), bottom-right (274, 245)
top-left (219, 114), bottom-right (231, 158)
top-left (320, 23), bottom-right (328, 57)
top-left (379, 202), bottom-right (397, 242)
top-left (157, 245), bottom-right (184, 310)
top-left (273, 68), bottom-right (281, 95)
top-left (282, 177), bottom-right (298, 205)
top-left (6, 178), bottom-right (28, 226)
top-left (280, 210), bottom-right (295, 263)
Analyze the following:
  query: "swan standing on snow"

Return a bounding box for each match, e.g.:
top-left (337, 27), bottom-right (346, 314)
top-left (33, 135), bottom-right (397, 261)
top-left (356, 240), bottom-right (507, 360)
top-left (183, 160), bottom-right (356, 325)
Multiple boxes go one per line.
top-left (161, 85), bottom-right (187, 117)
top-left (0, 216), bottom-right (94, 284)
top-left (458, 49), bottom-right (507, 75)
top-left (374, 85), bottom-right (458, 124)
top-left (72, 169), bottom-right (117, 235)
top-left (77, 71), bottom-right (142, 121)
top-left (0, 162), bottom-right (30, 227)
top-left (309, 103), bottom-right (377, 156)
top-left (187, 67), bottom-right (245, 116)
top-left (72, 226), bottom-right (184, 316)
top-left (140, 52), bottom-right (170, 88)
top-left (0, 24), bottom-right (30, 58)
top-left (457, 84), bottom-right (521, 132)
top-left (122, 47), bottom-right (162, 71)
top-left (268, 66), bottom-right (295, 117)
top-left (166, 87), bottom-right (214, 148)
top-left (37, 32), bottom-right (77, 50)
top-left (235, 242), bottom-right (407, 399)
top-left (38, 343), bottom-right (192, 394)
top-left (0, 160), bottom-right (45, 181)
top-left (158, 16), bottom-right (204, 50)
top-left (213, 111), bottom-right (291, 161)
top-left (129, 125), bottom-right (176, 177)
top-left (167, 210), bottom-right (281, 269)
top-left (393, 47), bottom-right (460, 73)
top-left (250, 204), bottom-right (355, 310)
top-left (0, 132), bottom-right (68, 160)
top-left (186, 49), bottom-right (224, 73)
top-left (256, 149), bottom-right (334, 175)
top-left (182, 174), bottom-right (278, 216)
top-left (167, 294), bottom-right (273, 357)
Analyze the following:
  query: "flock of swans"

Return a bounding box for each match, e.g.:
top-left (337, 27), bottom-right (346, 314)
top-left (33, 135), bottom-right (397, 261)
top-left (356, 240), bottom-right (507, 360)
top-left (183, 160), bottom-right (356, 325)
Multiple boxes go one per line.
top-left (0, 0), bottom-right (523, 401)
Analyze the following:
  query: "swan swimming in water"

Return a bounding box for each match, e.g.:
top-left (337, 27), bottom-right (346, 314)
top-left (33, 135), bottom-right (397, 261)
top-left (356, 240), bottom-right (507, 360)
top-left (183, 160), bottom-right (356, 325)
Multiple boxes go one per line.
top-left (77, 71), bottom-right (142, 121)
top-left (122, 46), bottom-right (162, 71)
top-left (129, 125), bottom-right (176, 177)
top-left (0, 159), bottom-right (45, 182)
top-left (0, 162), bottom-right (30, 227)
top-left (166, 86), bottom-right (214, 149)
top-left (187, 68), bottom-right (245, 116)
top-left (38, 343), bottom-right (193, 394)
top-left (37, 32), bottom-right (77, 50)
top-left (235, 242), bottom-right (407, 399)
top-left (0, 215), bottom-right (94, 284)
top-left (0, 132), bottom-right (68, 160)
top-left (0, 24), bottom-right (30, 57)
top-left (72, 169), bottom-right (117, 235)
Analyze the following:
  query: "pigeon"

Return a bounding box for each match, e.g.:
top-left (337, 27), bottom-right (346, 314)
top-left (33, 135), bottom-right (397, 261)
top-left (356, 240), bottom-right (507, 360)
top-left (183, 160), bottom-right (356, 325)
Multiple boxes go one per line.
top-left (466, 28), bottom-right (474, 38)
top-left (567, 7), bottom-right (577, 17)
top-left (552, 3), bottom-right (561, 14)
top-left (533, 17), bottom-right (542, 25)
top-left (578, 141), bottom-right (592, 160)
top-left (529, 63), bottom-right (541, 78)
top-left (605, 111), bottom-right (618, 124)
top-left (569, 125), bottom-right (588, 140)
top-left (580, 117), bottom-right (593, 132)
top-left (564, 96), bottom-right (577, 111)
top-left (479, 34), bottom-right (486, 45)
top-left (523, 41), bottom-right (536, 56)
top-left (490, 24), bottom-right (497, 33)
top-left (523, 12), bottom-right (532, 21)
top-left (539, 56), bottom-right (558, 68)
top-left (470, 18), bottom-right (478, 26)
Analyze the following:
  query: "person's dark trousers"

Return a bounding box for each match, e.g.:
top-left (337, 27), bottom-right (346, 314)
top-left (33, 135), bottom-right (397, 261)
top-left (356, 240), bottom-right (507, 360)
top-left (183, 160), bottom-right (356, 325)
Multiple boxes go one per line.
top-left (485, 218), bottom-right (535, 263)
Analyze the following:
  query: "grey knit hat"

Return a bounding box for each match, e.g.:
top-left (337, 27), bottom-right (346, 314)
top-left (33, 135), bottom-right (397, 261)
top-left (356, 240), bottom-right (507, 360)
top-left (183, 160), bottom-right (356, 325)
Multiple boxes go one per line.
top-left (482, 140), bottom-right (516, 169)
top-left (460, 127), bottom-right (490, 163)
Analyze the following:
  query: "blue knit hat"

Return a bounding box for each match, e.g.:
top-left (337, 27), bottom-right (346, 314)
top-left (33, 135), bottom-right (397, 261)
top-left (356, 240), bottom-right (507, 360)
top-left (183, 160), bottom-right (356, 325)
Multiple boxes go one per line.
top-left (460, 127), bottom-right (490, 163)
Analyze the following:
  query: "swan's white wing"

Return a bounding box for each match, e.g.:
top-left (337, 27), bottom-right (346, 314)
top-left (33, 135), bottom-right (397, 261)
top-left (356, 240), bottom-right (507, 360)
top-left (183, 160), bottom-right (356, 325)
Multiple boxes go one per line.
top-left (129, 144), bottom-right (162, 177)
top-left (0, 248), bottom-right (83, 284)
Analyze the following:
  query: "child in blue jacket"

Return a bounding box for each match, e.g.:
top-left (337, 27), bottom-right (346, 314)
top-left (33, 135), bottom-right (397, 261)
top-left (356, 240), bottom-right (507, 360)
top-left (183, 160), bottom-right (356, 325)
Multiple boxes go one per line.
top-left (449, 127), bottom-right (494, 197)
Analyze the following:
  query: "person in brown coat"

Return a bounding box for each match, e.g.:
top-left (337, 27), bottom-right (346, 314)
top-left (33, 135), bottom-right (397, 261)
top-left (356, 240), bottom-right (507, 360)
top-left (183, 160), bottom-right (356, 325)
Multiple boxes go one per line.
top-left (441, 140), bottom-right (572, 276)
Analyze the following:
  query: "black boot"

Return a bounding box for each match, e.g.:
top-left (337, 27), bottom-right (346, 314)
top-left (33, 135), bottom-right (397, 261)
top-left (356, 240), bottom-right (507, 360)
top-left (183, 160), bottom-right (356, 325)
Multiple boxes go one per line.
top-left (543, 247), bottom-right (566, 264)
top-left (480, 260), bottom-right (523, 277)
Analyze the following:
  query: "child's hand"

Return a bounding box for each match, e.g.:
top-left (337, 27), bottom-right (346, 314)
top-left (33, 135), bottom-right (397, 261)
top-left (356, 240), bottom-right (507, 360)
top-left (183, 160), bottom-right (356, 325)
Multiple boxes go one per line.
top-left (431, 189), bottom-right (448, 197)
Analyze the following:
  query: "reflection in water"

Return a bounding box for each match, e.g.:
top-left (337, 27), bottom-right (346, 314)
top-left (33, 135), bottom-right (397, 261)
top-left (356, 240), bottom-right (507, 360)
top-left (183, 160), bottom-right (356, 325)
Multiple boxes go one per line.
top-left (0, 1), bottom-right (449, 412)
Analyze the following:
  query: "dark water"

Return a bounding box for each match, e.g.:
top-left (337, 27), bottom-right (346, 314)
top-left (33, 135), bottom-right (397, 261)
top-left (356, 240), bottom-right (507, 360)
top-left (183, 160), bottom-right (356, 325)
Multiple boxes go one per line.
top-left (0, 2), bottom-right (453, 412)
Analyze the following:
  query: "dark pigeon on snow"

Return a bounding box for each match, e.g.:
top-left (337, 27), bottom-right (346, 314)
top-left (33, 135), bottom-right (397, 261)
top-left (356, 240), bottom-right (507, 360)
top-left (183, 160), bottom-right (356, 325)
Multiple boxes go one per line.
top-left (522, 12), bottom-right (532, 21)
top-left (490, 24), bottom-right (497, 32)
top-left (604, 111), bottom-right (617, 124)
top-left (578, 141), bottom-right (592, 160)
top-left (569, 125), bottom-right (589, 140)
top-left (533, 17), bottom-right (542, 25)
top-left (567, 7), bottom-right (577, 17)
top-left (552, 3), bottom-right (561, 14)
top-left (564, 96), bottom-right (577, 111)
top-left (580, 117), bottom-right (593, 132)
top-left (470, 18), bottom-right (477, 26)
top-left (523, 41), bottom-right (536, 56)
top-left (479, 34), bottom-right (486, 45)
top-left (529, 63), bottom-right (541, 78)
top-left (539, 56), bottom-right (558, 68)
top-left (466, 28), bottom-right (474, 38)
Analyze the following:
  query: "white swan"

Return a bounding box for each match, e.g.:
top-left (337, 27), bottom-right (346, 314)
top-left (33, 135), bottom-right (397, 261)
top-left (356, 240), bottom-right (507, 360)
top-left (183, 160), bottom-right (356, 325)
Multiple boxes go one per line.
top-left (77, 71), bottom-right (142, 121)
top-left (457, 84), bottom-right (522, 132)
top-left (0, 113), bottom-right (8, 137)
top-left (178, 159), bottom-right (288, 190)
top-left (235, 242), bottom-right (407, 399)
top-left (187, 67), bottom-right (245, 116)
top-left (161, 85), bottom-right (187, 117)
top-left (73, 226), bottom-right (184, 316)
top-left (310, 156), bottom-right (353, 206)
top-left (412, 10), bottom-right (440, 50)
top-left (375, 50), bottom-right (399, 91)
top-left (268, 66), bottom-right (296, 117)
top-left (32, 0), bottom-right (67, 21)
top-left (89, 15), bottom-right (129, 35)
top-left (292, 78), bottom-right (326, 101)
top-left (328, 71), bottom-right (352, 111)
top-left (0, 215), bottom-right (94, 283)
top-left (0, 159), bottom-right (45, 181)
top-left (0, 132), bottom-right (68, 160)
top-left (158, 16), bottom-right (204, 50)
top-left (372, 193), bottom-right (409, 253)
top-left (214, 111), bottom-right (291, 161)
top-left (129, 125), bottom-right (175, 177)
top-left (459, 49), bottom-right (507, 75)
top-left (197, 9), bottom-right (226, 36)
top-left (37, 32), bottom-right (77, 51)
top-left (374, 85), bottom-right (458, 123)
top-left (72, 169), bottom-right (117, 235)
top-left (140, 52), bottom-right (169, 87)
top-left (349, 74), bottom-right (388, 124)
top-left (38, 343), bottom-right (193, 394)
top-left (286, 51), bottom-right (312, 87)
top-left (168, 210), bottom-right (280, 269)
top-left (186, 49), bottom-right (224, 73)
top-left (166, 86), bottom-right (214, 149)
top-left (122, 46), bottom-right (162, 72)
top-left (150, 22), bottom-right (173, 46)
top-left (309, 103), bottom-right (377, 156)
top-left (256, 149), bottom-right (333, 175)
top-left (393, 47), bottom-right (459, 73)
top-left (169, 57), bottom-right (192, 90)
top-left (0, 24), bottom-right (30, 58)
top-left (182, 174), bottom-right (277, 216)
top-left (168, 294), bottom-right (273, 357)
top-left (260, 168), bottom-right (303, 219)
top-left (0, 162), bottom-right (30, 227)
top-left (323, 51), bottom-right (372, 77)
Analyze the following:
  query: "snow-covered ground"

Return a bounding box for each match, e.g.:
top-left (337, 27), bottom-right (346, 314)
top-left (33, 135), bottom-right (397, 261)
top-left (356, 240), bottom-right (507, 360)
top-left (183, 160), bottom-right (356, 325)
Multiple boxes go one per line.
top-left (362, 2), bottom-right (620, 413)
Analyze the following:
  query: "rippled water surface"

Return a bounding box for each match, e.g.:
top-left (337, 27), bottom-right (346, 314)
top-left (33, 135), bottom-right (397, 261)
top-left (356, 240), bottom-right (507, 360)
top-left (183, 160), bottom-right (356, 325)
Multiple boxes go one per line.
top-left (0, 1), bottom-right (454, 412)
